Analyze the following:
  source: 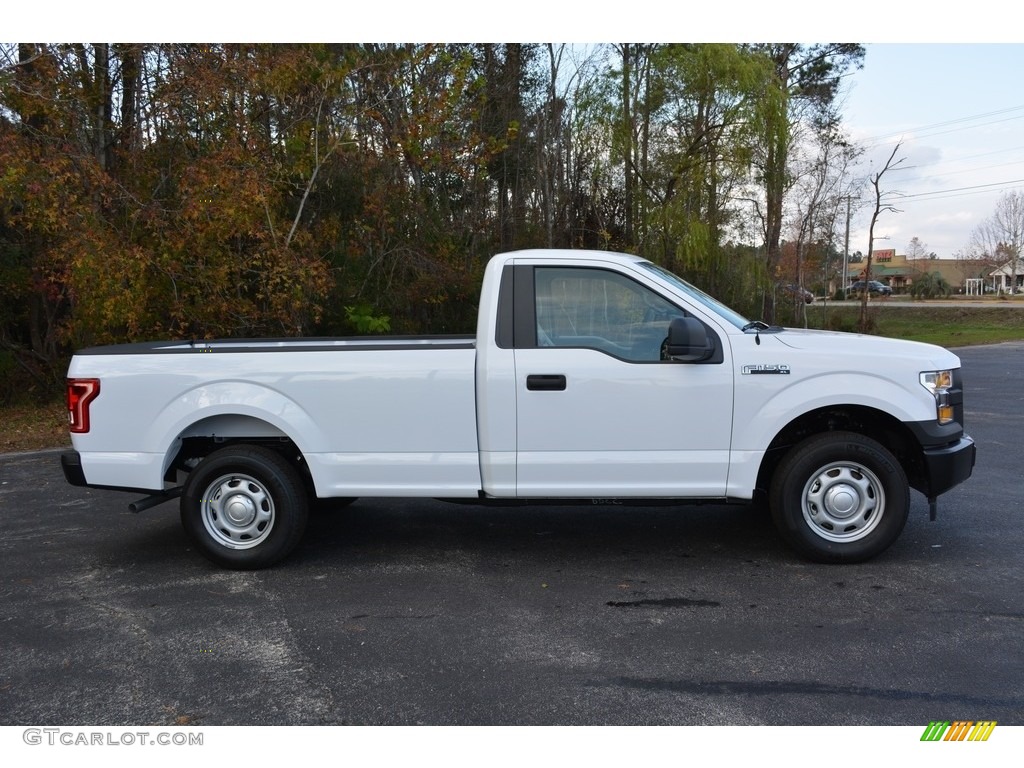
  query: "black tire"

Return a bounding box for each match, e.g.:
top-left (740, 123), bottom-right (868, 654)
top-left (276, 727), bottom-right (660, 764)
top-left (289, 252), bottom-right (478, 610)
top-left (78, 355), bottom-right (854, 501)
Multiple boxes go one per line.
top-left (180, 445), bottom-right (309, 569)
top-left (769, 431), bottom-right (909, 563)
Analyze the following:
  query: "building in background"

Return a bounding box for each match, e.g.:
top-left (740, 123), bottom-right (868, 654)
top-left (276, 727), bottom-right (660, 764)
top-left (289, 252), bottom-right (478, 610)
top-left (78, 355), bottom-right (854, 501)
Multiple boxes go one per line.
top-left (849, 250), bottom-right (998, 295)
top-left (988, 259), bottom-right (1024, 294)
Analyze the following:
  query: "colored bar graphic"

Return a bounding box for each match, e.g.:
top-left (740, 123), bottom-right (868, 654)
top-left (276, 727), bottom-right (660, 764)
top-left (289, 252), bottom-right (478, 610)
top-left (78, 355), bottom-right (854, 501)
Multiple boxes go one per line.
top-left (920, 720), bottom-right (996, 742)
top-left (968, 721), bottom-right (997, 742)
top-left (944, 721), bottom-right (972, 741)
top-left (921, 721), bottom-right (950, 741)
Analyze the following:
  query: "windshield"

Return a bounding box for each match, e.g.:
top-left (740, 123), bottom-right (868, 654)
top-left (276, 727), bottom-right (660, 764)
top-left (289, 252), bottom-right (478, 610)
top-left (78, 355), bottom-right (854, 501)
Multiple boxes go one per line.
top-left (638, 261), bottom-right (751, 330)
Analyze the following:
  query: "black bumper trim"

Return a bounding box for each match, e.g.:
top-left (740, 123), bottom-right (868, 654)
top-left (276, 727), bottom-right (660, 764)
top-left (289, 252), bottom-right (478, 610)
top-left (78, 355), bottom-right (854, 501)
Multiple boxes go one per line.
top-left (920, 435), bottom-right (976, 498)
top-left (61, 450), bottom-right (88, 487)
top-left (905, 419), bottom-right (964, 447)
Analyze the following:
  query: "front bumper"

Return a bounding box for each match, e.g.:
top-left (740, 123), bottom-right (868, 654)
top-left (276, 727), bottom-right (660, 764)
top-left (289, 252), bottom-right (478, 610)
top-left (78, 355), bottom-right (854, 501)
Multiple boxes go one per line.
top-left (920, 435), bottom-right (976, 498)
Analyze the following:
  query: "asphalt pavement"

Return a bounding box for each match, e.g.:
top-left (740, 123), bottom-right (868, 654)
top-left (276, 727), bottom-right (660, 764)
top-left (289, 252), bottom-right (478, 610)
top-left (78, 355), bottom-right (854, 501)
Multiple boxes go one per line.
top-left (1, 343), bottom-right (1022, 726)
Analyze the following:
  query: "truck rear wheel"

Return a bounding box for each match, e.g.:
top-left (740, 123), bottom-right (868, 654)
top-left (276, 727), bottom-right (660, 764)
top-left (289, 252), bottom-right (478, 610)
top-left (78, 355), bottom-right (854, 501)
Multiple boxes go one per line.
top-left (181, 445), bottom-right (309, 569)
top-left (769, 431), bottom-right (909, 563)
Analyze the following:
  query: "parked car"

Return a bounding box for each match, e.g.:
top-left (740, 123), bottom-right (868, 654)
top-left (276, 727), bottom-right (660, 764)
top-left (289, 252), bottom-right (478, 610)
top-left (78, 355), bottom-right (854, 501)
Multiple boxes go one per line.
top-left (780, 283), bottom-right (814, 304)
top-left (849, 279), bottom-right (892, 296)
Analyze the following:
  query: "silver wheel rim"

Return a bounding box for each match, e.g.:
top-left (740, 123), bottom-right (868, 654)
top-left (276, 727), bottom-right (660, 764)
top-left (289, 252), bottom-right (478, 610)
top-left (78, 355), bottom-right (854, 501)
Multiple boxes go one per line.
top-left (800, 461), bottom-right (885, 543)
top-left (200, 473), bottom-right (275, 550)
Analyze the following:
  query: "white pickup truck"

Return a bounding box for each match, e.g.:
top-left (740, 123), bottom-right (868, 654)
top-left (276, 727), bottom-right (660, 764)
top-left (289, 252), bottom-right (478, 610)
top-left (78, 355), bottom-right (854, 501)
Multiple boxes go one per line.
top-left (62, 249), bottom-right (975, 569)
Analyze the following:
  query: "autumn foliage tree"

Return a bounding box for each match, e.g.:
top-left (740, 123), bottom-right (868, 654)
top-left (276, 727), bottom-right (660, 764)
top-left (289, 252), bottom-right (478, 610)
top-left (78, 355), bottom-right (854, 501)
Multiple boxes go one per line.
top-left (0, 42), bottom-right (864, 403)
top-left (1, 44), bottom-right (338, 392)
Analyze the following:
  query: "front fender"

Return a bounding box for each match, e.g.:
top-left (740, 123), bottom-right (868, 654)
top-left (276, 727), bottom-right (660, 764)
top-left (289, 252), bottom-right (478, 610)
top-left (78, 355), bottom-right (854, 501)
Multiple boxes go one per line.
top-left (732, 371), bottom-right (934, 452)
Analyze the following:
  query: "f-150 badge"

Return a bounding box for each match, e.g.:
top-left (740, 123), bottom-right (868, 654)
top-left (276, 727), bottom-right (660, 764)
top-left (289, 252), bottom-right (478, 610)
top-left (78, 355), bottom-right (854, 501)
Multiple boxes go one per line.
top-left (742, 364), bottom-right (791, 375)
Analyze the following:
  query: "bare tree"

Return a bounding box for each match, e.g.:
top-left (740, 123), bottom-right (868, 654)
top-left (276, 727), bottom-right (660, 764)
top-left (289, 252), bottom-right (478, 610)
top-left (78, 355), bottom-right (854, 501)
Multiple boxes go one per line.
top-left (860, 142), bottom-right (904, 332)
top-left (905, 235), bottom-right (929, 286)
top-left (973, 191), bottom-right (1024, 293)
top-left (906, 236), bottom-right (928, 260)
top-left (786, 114), bottom-right (859, 326)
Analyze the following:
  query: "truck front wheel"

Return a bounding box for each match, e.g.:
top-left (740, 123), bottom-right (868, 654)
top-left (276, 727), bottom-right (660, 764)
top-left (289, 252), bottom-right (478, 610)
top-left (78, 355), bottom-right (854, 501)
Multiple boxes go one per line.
top-left (769, 431), bottom-right (909, 563)
top-left (180, 445), bottom-right (309, 569)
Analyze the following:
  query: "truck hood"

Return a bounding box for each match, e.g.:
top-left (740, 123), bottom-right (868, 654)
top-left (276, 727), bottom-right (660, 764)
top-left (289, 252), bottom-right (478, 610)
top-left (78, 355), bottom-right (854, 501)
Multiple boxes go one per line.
top-left (772, 327), bottom-right (961, 369)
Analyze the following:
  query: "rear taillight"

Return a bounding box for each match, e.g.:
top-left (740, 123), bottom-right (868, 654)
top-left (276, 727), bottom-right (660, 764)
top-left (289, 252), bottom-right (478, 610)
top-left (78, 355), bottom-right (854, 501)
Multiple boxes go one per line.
top-left (67, 378), bottom-right (100, 433)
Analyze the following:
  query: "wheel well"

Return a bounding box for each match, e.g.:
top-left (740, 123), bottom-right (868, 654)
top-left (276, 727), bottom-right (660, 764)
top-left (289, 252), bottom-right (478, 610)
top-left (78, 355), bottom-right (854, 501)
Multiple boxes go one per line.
top-left (167, 431), bottom-right (315, 497)
top-left (755, 406), bottom-right (925, 497)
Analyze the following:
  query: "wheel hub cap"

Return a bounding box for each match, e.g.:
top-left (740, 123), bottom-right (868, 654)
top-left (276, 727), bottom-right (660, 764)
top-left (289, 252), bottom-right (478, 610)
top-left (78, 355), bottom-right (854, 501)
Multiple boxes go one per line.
top-left (823, 483), bottom-right (858, 518)
top-left (801, 462), bottom-right (885, 543)
top-left (224, 494), bottom-right (257, 526)
top-left (199, 473), bottom-right (276, 550)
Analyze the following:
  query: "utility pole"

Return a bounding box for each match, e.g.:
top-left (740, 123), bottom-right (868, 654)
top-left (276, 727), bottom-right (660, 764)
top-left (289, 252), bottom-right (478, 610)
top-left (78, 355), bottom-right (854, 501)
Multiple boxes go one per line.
top-left (842, 197), bottom-right (851, 297)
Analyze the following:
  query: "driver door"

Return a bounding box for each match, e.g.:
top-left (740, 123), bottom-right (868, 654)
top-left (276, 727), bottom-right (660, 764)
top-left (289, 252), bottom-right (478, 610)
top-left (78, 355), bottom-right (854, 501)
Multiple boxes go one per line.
top-left (514, 264), bottom-right (734, 498)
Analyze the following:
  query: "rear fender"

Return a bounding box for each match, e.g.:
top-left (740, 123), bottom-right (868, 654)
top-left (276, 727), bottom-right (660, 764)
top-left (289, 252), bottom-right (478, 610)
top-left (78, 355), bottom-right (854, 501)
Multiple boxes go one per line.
top-left (149, 382), bottom-right (326, 483)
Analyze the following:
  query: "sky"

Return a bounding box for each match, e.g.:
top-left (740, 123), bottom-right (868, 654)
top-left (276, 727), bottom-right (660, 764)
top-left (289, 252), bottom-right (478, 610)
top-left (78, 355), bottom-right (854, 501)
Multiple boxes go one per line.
top-left (839, 44), bottom-right (1024, 259)
top-left (11, 4), bottom-right (1023, 262)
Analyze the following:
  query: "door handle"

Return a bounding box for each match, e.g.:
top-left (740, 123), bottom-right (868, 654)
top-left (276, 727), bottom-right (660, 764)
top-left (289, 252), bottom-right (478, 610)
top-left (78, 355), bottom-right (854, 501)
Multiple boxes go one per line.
top-left (526, 374), bottom-right (567, 391)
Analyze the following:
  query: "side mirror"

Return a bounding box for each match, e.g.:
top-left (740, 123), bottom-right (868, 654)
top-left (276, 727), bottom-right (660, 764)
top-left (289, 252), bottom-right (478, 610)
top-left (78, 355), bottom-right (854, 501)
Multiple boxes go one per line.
top-left (665, 317), bottom-right (713, 362)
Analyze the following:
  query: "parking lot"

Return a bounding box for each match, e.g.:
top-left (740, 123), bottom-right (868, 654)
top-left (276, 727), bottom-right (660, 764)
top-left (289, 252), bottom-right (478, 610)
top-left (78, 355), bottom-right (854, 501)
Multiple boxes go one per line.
top-left (1, 343), bottom-right (1022, 727)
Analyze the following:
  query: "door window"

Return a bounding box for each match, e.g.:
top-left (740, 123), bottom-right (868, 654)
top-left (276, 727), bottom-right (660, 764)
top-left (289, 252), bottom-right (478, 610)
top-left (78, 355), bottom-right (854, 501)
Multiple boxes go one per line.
top-left (534, 267), bottom-right (685, 362)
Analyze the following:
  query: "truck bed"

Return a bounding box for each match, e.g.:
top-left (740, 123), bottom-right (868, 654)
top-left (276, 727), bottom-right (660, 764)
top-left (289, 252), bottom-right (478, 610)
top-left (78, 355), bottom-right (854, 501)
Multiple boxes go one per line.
top-left (68, 336), bottom-right (482, 496)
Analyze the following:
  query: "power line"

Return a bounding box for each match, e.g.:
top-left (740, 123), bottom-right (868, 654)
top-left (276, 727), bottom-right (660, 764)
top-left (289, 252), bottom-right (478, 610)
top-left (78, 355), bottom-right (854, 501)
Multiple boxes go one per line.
top-left (847, 106), bottom-right (1024, 205)
top-left (857, 104), bottom-right (1024, 146)
top-left (858, 115), bottom-right (1024, 154)
top-left (942, 143), bottom-right (1024, 165)
top-left (923, 158), bottom-right (1024, 181)
top-left (905, 114), bottom-right (1024, 144)
top-left (894, 178), bottom-right (1024, 203)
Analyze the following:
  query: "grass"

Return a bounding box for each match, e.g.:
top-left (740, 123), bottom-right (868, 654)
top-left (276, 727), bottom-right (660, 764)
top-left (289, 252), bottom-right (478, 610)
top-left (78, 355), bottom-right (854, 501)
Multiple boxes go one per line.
top-left (3, 302), bottom-right (1024, 453)
top-left (805, 303), bottom-right (1024, 347)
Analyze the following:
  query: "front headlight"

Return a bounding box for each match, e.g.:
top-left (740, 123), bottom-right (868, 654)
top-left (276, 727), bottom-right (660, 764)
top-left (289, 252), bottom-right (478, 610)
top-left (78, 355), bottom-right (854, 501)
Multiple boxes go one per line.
top-left (920, 370), bottom-right (954, 425)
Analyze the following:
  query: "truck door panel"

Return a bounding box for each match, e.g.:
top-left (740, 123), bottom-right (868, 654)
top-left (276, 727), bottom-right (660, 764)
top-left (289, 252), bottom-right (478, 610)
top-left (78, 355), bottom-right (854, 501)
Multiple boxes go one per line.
top-left (514, 265), bottom-right (734, 497)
